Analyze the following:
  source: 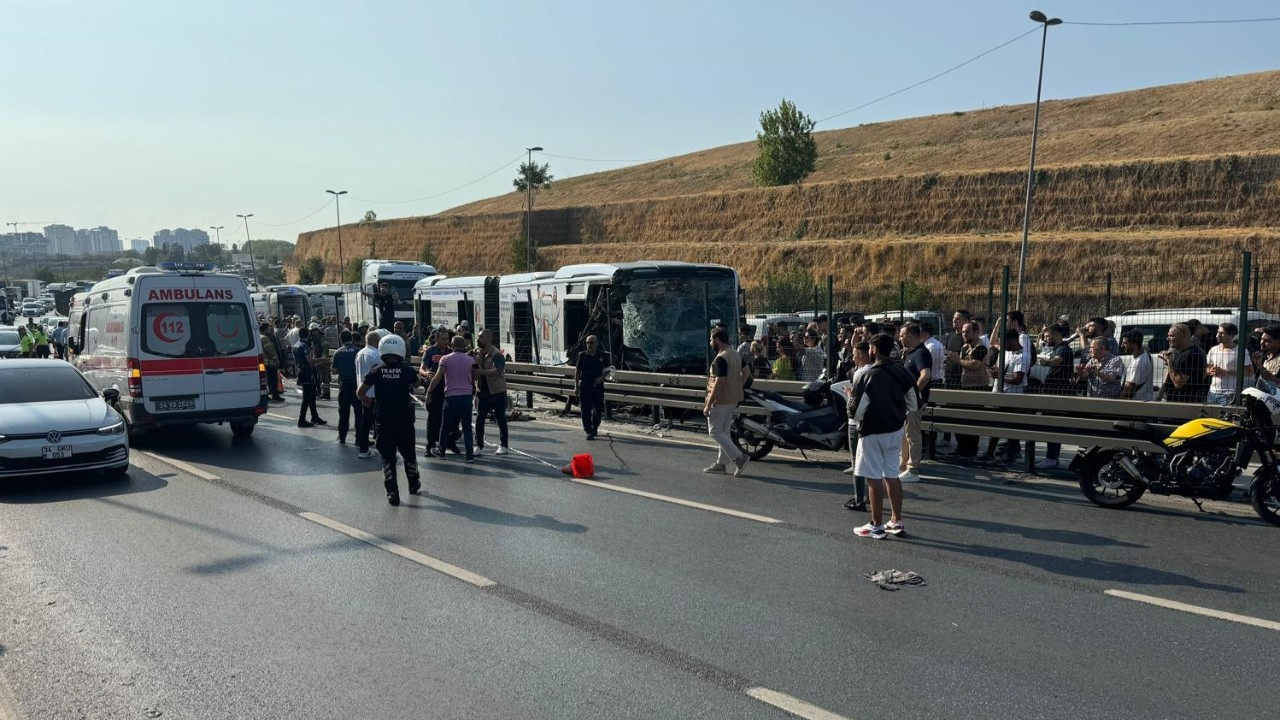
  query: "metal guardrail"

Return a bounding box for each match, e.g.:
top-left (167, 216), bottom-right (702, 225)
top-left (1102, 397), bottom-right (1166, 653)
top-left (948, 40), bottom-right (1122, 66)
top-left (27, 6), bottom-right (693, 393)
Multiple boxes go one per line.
top-left (505, 362), bottom-right (1238, 472)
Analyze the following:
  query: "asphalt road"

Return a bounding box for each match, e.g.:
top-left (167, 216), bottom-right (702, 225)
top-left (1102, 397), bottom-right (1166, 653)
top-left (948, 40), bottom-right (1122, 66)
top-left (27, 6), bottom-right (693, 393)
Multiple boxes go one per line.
top-left (2, 396), bottom-right (1279, 719)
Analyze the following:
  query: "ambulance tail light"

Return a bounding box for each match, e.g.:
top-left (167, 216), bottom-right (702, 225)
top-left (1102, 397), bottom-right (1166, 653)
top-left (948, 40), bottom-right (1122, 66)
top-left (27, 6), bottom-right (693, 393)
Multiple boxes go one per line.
top-left (258, 354), bottom-right (268, 395)
top-left (126, 357), bottom-right (143, 398)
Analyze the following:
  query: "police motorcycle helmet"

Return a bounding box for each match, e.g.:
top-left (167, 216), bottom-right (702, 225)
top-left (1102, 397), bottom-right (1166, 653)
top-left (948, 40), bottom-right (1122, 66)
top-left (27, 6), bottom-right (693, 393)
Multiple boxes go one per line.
top-left (378, 334), bottom-right (407, 360)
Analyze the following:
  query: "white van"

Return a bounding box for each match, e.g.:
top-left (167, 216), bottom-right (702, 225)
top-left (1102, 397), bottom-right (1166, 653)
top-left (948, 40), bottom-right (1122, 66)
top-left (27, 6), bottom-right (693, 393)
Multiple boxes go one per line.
top-left (74, 263), bottom-right (266, 438)
top-left (1106, 307), bottom-right (1280, 388)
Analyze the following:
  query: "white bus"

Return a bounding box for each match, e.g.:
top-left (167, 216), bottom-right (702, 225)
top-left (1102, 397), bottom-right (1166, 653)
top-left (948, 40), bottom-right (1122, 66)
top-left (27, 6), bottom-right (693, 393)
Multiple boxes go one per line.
top-left (413, 261), bottom-right (740, 374)
top-left (343, 259), bottom-right (438, 329)
top-left (299, 283), bottom-right (348, 323)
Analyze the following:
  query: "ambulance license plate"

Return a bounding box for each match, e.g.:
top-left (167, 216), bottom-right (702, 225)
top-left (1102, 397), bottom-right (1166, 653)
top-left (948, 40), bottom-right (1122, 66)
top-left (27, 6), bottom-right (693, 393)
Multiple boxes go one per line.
top-left (154, 399), bottom-right (196, 412)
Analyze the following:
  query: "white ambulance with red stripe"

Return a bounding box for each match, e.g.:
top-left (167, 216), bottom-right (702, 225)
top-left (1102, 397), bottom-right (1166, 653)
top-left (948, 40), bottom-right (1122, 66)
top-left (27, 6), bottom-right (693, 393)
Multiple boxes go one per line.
top-left (74, 263), bottom-right (267, 438)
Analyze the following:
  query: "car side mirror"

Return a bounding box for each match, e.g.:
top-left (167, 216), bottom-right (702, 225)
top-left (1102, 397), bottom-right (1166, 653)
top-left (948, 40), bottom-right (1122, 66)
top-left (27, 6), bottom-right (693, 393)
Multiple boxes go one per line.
top-left (103, 388), bottom-right (120, 404)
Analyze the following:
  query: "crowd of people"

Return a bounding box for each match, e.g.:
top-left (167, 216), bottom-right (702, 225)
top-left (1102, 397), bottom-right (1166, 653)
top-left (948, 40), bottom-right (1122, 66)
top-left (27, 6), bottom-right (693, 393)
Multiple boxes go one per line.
top-left (8, 318), bottom-right (70, 359)
top-left (707, 309), bottom-right (1280, 541)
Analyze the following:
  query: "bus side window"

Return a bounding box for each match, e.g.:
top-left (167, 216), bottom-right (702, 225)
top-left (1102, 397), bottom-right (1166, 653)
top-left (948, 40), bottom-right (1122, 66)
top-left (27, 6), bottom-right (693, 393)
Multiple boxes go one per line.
top-left (564, 300), bottom-right (588, 351)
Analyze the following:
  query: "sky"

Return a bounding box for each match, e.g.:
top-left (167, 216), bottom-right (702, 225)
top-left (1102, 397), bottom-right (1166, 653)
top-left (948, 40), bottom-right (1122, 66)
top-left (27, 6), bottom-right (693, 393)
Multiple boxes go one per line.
top-left (2, 0), bottom-right (1277, 243)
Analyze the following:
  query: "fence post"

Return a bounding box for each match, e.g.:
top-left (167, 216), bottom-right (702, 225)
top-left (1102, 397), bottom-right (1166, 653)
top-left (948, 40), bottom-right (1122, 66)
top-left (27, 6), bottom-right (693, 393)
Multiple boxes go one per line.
top-left (998, 267), bottom-right (1009, 393)
top-left (1253, 263), bottom-right (1261, 310)
top-left (826, 275), bottom-right (835, 378)
top-left (813, 285), bottom-right (819, 321)
top-left (703, 283), bottom-right (711, 371)
top-left (1236, 251), bottom-right (1252, 406)
top-left (986, 276), bottom-right (994, 330)
top-left (899, 280), bottom-right (906, 323)
top-left (1105, 272), bottom-right (1113, 317)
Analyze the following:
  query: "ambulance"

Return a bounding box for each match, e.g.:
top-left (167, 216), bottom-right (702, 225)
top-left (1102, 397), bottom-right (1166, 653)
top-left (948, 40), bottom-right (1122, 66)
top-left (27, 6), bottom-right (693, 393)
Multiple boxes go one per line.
top-left (74, 263), bottom-right (267, 438)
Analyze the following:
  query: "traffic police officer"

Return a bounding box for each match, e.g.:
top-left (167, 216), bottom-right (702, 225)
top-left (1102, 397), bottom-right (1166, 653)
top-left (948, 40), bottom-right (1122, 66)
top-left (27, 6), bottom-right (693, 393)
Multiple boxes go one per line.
top-left (357, 334), bottom-right (421, 506)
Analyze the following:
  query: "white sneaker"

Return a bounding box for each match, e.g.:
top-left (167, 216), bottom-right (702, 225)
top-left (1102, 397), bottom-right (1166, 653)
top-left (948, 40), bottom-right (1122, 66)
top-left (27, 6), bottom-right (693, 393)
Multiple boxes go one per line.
top-left (494, 446), bottom-right (509, 456)
top-left (474, 446), bottom-right (484, 456)
top-left (703, 463), bottom-right (727, 474)
top-left (733, 456), bottom-right (749, 478)
top-left (1036, 458), bottom-right (1060, 470)
top-left (357, 451), bottom-right (375, 459)
top-left (898, 471), bottom-right (921, 483)
top-left (842, 466), bottom-right (855, 475)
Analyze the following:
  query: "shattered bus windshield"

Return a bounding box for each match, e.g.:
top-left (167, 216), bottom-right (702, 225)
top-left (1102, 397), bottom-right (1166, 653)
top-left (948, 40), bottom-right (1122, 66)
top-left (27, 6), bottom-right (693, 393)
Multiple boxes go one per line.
top-left (617, 273), bottom-right (737, 374)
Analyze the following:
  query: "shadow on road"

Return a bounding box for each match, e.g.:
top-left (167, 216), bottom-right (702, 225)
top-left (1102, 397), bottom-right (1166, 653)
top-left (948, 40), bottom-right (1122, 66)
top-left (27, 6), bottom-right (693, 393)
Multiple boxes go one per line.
top-left (410, 493), bottom-right (588, 534)
top-left (910, 512), bottom-right (1148, 548)
top-left (0, 469), bottom-right (166, 504)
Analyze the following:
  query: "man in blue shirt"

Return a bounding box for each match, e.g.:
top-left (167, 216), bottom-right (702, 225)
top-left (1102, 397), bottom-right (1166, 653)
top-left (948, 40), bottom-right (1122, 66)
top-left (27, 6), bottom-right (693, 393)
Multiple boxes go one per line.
top-left (332, 330), bottom-right (361, 445)
top-left (52, 321), bottom-right (69, 360)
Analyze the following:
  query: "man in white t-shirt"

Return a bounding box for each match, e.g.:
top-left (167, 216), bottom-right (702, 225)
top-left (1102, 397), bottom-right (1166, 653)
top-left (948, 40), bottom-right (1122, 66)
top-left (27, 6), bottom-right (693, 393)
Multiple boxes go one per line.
top-left (1205, 322), bottom-right (1251, 405)
top-left (980, 330), bottom-right (1029, 463)
top-left (1120, 330), bottom-right (1155, 401)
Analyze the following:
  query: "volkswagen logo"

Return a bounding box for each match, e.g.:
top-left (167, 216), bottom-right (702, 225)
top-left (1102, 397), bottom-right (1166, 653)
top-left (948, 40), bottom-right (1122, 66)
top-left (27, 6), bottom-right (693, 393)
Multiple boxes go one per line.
top-left (46, 431), bottom-right (62, 444)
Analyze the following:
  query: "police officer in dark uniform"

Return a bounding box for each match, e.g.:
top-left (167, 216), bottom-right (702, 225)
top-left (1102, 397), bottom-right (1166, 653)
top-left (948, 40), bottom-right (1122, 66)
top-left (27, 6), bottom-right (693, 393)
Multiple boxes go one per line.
top-left (357, 334), bottom-right (421, 506)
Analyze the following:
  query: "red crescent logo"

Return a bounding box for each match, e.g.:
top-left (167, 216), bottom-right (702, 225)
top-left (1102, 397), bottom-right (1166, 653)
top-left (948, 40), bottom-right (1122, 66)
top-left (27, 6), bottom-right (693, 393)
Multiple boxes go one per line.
top-left (153, 313), bottom-right (178, 343)
top-left (215, 319), bottom-right (237, 339)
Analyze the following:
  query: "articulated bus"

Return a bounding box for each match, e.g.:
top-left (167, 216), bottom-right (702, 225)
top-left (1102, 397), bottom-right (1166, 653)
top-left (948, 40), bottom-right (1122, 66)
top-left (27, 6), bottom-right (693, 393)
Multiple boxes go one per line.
top-left (298, 283), bottom-right (347, 322)
top-left (343, 259), bottom-right (438, 328)
top-left (413, 261), bottom-right (740, 375)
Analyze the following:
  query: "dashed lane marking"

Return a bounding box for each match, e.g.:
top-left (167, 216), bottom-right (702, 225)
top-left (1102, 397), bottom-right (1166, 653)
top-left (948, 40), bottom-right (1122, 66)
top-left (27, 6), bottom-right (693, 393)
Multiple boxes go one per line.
top-left (746, 687), bottom-right (853, 720)
top-left (1105, 589), bottom-right (1280, 632)
top-left (140, 451), bottom-right (220, 481)
top-left (568, 477), bottom-right (782, 525)
top-left (298, 512), bottom-right (496, 588)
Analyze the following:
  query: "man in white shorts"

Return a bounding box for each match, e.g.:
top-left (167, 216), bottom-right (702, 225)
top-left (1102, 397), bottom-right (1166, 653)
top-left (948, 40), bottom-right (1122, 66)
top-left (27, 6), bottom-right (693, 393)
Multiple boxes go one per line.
top-left (849, 333), bottom-right (920, 539)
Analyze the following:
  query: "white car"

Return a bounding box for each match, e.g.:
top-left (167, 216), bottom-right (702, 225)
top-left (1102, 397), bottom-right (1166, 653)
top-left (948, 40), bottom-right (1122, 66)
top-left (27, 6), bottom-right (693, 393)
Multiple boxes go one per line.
top-left (0, 359), bottom-right (130, 478)
top-left (0, 327), bottom-right (21, 359)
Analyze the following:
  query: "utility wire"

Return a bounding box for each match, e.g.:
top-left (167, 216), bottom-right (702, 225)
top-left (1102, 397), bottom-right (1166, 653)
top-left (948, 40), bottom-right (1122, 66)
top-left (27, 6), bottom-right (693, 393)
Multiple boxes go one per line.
top-left (542, 152), bottom-right (660, 163)
top-left (350, 153), bottom-right (525, 205)
top-left (253, 198), bottom-right (335, 227)
top-left (1066, 17), bottom-right (1280, 26)
top-left (814, 27), bottom-right (1040, 125)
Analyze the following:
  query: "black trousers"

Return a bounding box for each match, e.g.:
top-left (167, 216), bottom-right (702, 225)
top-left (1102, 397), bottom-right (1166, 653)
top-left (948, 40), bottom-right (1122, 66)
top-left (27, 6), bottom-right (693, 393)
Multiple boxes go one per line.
top-left (426, 383), bottom-right (445, 449)
top-left (337, 381), bottom-right (358, 440)
top-left (580, 385), bottom-right (605, 435)
top-left (378, 425), bottom-right (419, 494)
top-left (298, 383), bottom-right (320, 423)
top-left (357, 403), bottom-right (376, 452)
top-left (476, 392), bottom-right (508, 448)
top-left (265, 365), bottom-right (281, 399)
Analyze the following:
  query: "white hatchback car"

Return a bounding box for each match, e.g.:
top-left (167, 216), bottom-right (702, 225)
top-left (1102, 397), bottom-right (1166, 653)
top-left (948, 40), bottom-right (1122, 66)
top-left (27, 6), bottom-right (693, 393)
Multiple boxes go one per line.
top-left (0, 359), bottom-right (130, 478)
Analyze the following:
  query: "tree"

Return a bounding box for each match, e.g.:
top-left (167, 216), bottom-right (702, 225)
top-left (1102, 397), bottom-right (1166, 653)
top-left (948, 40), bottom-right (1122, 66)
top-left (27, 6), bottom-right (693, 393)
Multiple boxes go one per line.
top-left (752, 99), bottom-right (818, 187)
top-left (513, 161), bottom-right (554, 194)
top-left (166, 244), bottom-right (186, 262)
top-left (362, 210), bottom-right (377, 223)
top-left (143, 246), bottom-right (161, 265)
top-left (510, 233), bottom-right (536, 272)
top-left (419, 240), bottom-right (437, 267)
top-left (761, 267), bottom-right (814, 313)
top-left (35, 267), bottom-right (56, 284)
top-left (344, 258), bottom-right (363, 284)
top-left (297, 257), bottom-right (326, 284)
top-left (230, 243), bottom-right (239, 254)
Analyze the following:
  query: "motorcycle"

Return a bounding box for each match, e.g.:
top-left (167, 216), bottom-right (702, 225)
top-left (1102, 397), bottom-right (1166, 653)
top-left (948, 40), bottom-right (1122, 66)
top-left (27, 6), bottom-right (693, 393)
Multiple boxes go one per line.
top-left (1070, 386), bottom-right (1280, 526)
top-left (730, 380), bottom-right (847, 461)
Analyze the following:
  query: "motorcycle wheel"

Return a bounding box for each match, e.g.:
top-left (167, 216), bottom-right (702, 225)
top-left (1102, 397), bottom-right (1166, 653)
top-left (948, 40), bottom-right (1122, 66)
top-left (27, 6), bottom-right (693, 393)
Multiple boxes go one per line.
top-left (1248, 467), bottom-right (1280, 527)
top-left (1079, 450), bottom-right (1147, 509)
top-left (731, 418), bottom-right (774, 461)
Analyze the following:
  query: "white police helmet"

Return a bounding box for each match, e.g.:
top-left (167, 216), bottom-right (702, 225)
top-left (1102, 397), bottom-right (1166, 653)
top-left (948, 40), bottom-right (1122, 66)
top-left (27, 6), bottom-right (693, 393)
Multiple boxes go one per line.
top-left (378, 334), bottom-right (407, 359)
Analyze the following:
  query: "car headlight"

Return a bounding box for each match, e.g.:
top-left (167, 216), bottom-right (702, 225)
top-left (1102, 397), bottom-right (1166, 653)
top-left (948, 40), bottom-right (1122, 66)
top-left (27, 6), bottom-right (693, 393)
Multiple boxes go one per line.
top-left (96, 421), bottom-right (126, 435)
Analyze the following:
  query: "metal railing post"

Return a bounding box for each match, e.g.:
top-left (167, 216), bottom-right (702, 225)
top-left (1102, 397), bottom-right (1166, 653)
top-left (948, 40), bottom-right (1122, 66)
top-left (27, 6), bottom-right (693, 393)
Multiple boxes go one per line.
top-left (1237, 251), bottom-right (1252, 406)
top-left (1105, 272), bottom-right (1113, 317)
top-left (998, 267), bottom-right (1009, 393)
top-left (826, 275), bottom-right (835, 378)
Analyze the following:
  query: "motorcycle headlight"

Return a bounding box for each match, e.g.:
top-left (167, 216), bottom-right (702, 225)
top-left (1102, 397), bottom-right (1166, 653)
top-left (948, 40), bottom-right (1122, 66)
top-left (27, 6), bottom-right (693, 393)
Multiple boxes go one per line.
top-left (96, 421), bottom-right (125, 436)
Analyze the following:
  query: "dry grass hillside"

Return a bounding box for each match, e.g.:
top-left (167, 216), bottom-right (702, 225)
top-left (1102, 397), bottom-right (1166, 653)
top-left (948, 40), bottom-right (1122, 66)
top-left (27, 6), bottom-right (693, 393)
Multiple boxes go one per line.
top-left (294, 70), bottom-right (1280, 317)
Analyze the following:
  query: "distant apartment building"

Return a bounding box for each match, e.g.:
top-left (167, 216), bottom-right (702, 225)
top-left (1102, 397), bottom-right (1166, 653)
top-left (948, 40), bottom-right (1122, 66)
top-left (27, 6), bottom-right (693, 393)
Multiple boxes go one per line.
top-left (43, 224), bottom-right (78, 255)
top-left (153, 227), bottom-right (210, 254)
top-left (0, 231), bottom-right (50, 257)
top-left (130, 238), bottom-right (150, 253)
top-left (74, 226), bottom-right (122, 255)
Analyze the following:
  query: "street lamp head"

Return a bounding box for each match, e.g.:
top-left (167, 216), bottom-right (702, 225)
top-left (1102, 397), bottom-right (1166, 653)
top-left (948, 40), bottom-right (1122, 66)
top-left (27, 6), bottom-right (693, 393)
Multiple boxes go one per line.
top-left (1030, 10), bottom-right (1061, 24)
top-left (1046, 17), bottom-right (1062, 25)
top-left (326, 189), bottom-right (348, 196)
top-left (237, 214), bottom-right (254, 219)
top-left (528, 146), bottom-right (543, 152)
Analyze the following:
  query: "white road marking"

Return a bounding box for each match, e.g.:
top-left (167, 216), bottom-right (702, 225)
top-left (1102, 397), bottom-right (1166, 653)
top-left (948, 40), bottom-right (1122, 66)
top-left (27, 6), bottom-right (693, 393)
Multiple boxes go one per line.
top-left (298, 512), bottom-right (495, 588)
top-left (140, 451), bottom-right (220, 481)
top-left (1105, 589), bottom-right (1280, 631)
top-left (0, 669), bottom-right (21, 720)
top-left (746, 687), bottom-right (852, 720)
top-left (569, 477), bottom-right (781, 525)
top-left (265, 412), bottom-right (294, 422)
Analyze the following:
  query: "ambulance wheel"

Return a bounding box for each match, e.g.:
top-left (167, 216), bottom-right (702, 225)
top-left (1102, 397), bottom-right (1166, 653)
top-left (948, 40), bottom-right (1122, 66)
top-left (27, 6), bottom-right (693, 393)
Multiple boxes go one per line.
top-left (231, 420), bottom-right (256, 438)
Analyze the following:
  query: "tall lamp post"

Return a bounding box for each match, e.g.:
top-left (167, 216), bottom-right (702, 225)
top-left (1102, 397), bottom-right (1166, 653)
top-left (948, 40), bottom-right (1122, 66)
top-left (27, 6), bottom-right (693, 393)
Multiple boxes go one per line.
top-left (326, 190), bottom-right (347, 284)
top-left (236, 214), bottom-right (260, 288)
top-left (1014, 9), bottom-right (1062, 309)
top-left (1, 221), bottom-right (14, 287)
top-left (525, 146), bottom-right (543, 272)
top-left (210, 225), bottom-right (225, 263)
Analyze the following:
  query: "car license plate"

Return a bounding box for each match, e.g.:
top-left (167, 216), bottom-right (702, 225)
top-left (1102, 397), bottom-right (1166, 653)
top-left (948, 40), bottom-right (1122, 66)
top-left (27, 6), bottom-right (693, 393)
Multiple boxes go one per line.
top-left (154, 399), bottom-right (196, 412)
top-left (42, 445), bottom-right (73, 460)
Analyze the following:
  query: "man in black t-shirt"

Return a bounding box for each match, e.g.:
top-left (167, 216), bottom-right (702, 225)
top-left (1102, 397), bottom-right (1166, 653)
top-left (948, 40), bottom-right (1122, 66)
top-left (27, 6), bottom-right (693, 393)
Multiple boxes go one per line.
top-left (898, 324), bottom-right (932, 483)
top-left (1161, 323), bottom-right (1209, 403)
top-left (358, 334), bottom-right (421, 506)
top-left (574, 336), bottom-right (610, 439)
top-left (373, 283), bottom-right (397, 331)
top-left (1041, 324), bottom-right (1076, 395)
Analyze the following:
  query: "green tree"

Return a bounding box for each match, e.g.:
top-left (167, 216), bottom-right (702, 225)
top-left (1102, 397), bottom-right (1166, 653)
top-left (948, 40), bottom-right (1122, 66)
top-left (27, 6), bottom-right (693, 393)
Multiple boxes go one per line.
top-left (510, 233), bottom-right (536, 272)
top-left (513, 161), bottom-right (554, 194)
top-left (752, 99), bottom-right (818, 186)
top-left (761, 267), bottom-right (815, 313)
top-left (362, 210), bottom-right (377, 223)
top-left (344, 258), bottom-right (364, 284)
top-left (872, 277), bottom-right (936, 313)
top-left (35, 267), bottom-right (56, 283)
top-left (297, 256), bottom-right (326, 284)
top-left (419, 240), bottom-right (437, 267)
top-left (166, 244), bottom-right (186, 262)
top-left (143, 246), bottom-right (161, 265)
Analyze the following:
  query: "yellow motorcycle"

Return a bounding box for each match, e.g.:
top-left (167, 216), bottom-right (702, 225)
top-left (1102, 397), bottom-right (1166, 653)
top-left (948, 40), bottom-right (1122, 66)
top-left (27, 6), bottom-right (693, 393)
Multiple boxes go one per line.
top-left (1071, 387), bottom-right (1280, 526)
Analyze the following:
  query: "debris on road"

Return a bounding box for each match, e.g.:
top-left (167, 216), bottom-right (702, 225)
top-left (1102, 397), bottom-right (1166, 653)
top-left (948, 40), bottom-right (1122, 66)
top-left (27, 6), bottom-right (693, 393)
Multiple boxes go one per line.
top-left (865, 569), bottom-right (926, 591)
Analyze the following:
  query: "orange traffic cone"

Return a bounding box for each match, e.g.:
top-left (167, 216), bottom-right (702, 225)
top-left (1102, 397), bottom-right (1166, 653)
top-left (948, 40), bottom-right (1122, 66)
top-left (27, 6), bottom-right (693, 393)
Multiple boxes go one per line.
top-left (561, 453), bottom-right (595, 479)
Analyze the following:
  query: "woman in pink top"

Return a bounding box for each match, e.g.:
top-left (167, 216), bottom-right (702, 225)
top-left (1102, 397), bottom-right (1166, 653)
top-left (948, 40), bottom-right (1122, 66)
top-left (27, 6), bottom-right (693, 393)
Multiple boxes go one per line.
top-left (426, 336), bottom-right (478, 461)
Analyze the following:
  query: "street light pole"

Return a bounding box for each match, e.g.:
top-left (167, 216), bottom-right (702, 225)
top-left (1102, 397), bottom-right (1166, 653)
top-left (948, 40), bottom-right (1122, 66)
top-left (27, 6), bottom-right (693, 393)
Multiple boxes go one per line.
top-left (237, 214), bottom-right (259, 288)
top-left (326, 190), bottom-right (348, 284)
top-left (1, 221), bottom-right (14, 287)
top-left (210, 226), bottom-right (224, 263)
top-left (1014, 10), bottom-right (1062, 310)
top-left (525, 146), bottom-right (543, 272)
